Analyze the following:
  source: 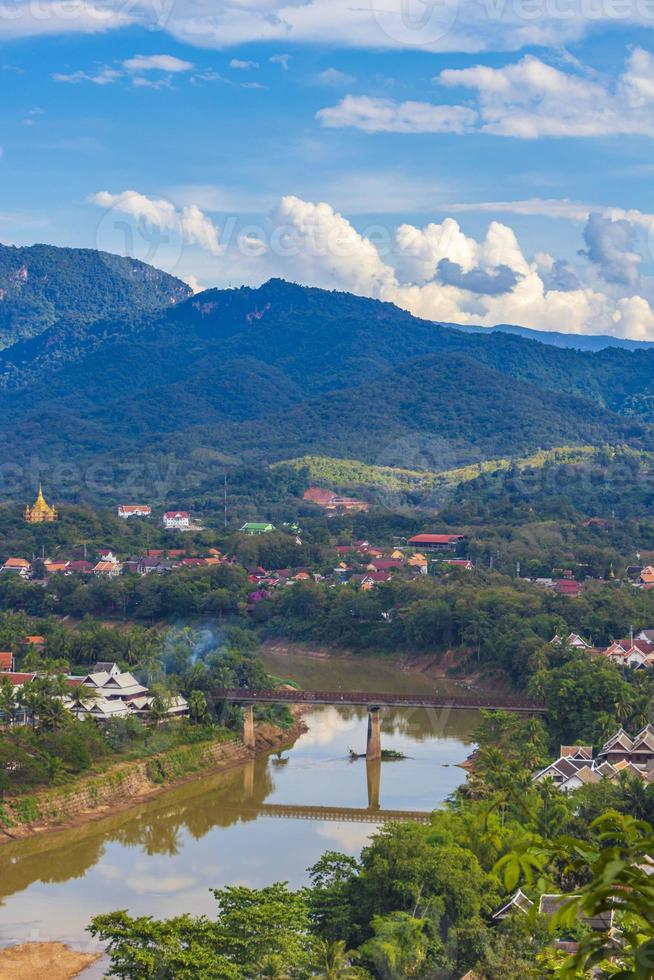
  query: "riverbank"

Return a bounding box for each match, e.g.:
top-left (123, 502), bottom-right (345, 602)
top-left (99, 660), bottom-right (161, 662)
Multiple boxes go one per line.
top-left (262, 640), bottom-right (514, 694)
top-left (0, 712), bottom-right (307, 847)
top-left (0, 942), bottom-right (100, 980)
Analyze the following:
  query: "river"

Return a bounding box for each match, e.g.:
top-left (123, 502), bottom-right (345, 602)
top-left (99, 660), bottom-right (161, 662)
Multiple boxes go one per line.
top-left (0, 651), bottom-right (478, 966)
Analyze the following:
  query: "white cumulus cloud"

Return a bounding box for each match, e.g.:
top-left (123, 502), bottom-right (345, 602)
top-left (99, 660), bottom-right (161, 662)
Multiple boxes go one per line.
top-left (89, 188), bottom-right (654, 340)
top-left (317, 95), bottom-right (476, 133)
top-left (123, 54), bottom-right (194, 73)
top-left (318, 49), bottom-right (654, 139)
top-left (54, 53), bottom-right (194, 86)
top-left (90, 189), bottom-right (221, 255)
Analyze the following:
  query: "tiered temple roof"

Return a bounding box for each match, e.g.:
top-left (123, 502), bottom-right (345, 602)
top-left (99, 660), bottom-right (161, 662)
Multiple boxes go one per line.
top-left (24, 485), bottom-right (57, 523)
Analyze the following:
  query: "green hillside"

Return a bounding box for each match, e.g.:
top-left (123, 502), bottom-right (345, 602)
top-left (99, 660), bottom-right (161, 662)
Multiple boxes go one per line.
top-left (0, 269), bottom-right (652, 502)
top-left (0, 243), bottom-right (191, 349)
top-left (277, 446), bottom-right (600, 495)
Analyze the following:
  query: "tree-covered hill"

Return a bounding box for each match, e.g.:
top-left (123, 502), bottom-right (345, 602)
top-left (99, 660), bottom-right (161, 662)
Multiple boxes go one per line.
top-left (0, 270), bottom-right (654, 500)
top-left (208, 352), bottom-right (649, 468)
top-left (0, 243), bottom-right (191, 350)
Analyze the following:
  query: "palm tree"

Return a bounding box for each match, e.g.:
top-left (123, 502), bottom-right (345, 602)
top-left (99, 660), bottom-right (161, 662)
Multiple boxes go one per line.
top-left (38, 696), bottom-right (68, 732)
top-left (629, 694), bottom-right (652, 732)
top-left (17, 681), bottom-right (42, 730)
top-left (592, 710), bottom-right (614, 744)
top-left (188, 689), bottom-right (208, 724)
top-left (620, 773), bottom-right (650, 820)
top-left (67, 683), bottom-right (100, 718)
top-left (257, 955), bottom-right (289, 980)
top-left (614, 693), bottom-right (633, 727)
top-left (314, 939), bottom-right (362, 979)
top-left (148, 692), bottom-right (170, 727)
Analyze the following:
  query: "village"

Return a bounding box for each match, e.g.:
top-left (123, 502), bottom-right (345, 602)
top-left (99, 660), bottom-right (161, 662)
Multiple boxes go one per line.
top-left (3, 484), bottom-right (472, 588)
top-left (6, 483), bottom-right (654, 729)
top-left (0, 650), bottom-right (189, 723)
top-left (532, 720), bottom-right (654, 794)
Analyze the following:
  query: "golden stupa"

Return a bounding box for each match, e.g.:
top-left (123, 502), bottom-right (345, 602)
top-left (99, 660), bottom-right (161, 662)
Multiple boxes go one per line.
top-left (24, 484), bottom-right (57, 523)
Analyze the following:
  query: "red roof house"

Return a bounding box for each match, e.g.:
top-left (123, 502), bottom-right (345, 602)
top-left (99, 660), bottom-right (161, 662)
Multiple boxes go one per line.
top-left (555, 579), bottom-right (582, 597)
top-left (4, 672), bottom-right (36, 687)
top-left (408, 533), bottom-right (465, 551)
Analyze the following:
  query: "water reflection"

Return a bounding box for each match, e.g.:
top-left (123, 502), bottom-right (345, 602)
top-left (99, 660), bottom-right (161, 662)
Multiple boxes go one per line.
top-left (0, 659), bottom-right (479, 950)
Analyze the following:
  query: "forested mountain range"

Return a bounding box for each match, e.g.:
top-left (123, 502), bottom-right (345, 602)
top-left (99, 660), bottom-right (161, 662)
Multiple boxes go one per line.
top-left (454, 321), bottom-right (654, 352)
top-left (3, 251), bottom-right (654, 501)
top-left (0, 243), bottom-right (191, 349)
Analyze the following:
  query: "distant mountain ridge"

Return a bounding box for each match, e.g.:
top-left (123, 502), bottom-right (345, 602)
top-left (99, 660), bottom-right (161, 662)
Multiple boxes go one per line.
top-left (0, 243), bottom-right (191, 349)
top-left (450, 321), bottom-right (654, 352)
top-left (0, 255), bottom-right (653, 499)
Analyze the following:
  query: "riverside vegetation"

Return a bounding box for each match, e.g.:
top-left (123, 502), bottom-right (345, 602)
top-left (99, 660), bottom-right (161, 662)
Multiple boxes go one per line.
top-left (7, 257), bottom-right (654, 973)
top-left (88, 712), bottom-right (654, 977)
top-left (0, 624), bottom-right (292, 814)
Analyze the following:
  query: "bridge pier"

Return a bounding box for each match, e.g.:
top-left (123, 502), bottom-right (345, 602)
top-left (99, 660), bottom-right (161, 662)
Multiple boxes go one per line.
top-left (366, 756), bottom-right (381, 810)
top-left (367, 706), bottom-right (381, 762)
top-left (243, 758), bottom-right (255, 798)
top-left (243, 704), bottom-right (255, 750)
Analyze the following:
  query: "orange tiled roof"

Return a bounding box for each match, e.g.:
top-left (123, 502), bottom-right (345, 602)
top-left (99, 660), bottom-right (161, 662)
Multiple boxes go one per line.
top-left (3, 557), bottom-right (30, 568)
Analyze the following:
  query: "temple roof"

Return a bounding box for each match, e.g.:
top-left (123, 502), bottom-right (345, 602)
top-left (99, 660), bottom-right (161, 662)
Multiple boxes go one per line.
top-left (24, 484), bottom-right (57, 522)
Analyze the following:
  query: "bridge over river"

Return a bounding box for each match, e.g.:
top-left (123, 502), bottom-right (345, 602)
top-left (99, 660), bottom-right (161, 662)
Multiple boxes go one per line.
top-left (215, 687), bottom-right (545, 763)
top-left (214, 688), bottom-right (545, 712)
top-left (222, 802), bottom-right (431, 824)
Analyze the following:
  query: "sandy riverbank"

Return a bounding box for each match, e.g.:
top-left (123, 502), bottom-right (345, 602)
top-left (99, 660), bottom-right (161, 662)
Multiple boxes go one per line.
top-left (0, 942), bottom-right (101, 979)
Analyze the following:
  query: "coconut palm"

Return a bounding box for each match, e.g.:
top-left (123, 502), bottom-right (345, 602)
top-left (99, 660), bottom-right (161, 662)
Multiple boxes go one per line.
top-left (313, 939), bottom-right (363, 979)
top-left (37, 696), bottom-right (68, 732)
top-left (67, 683), bottom-right (101, 718)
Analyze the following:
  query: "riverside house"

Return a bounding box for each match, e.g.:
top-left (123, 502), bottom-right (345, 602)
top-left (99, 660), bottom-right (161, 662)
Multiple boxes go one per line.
top-left (68, 663), bottom-right (188, 722)
top-left (533, 725), bottom-right (654, 791)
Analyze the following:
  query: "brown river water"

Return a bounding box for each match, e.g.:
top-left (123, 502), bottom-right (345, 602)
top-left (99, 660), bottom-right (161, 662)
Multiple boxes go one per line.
top-left (0, 652), bottom-right (479, 968)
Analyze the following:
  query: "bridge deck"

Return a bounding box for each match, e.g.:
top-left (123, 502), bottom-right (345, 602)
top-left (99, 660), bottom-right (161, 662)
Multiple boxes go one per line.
top-left (224, 803), bottom-right (431, 824)
top-left (213, 688), bottom-right (545, 712)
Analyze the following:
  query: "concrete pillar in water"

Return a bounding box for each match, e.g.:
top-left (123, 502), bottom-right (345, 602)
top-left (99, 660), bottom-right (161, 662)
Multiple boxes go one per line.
top-left (367, 706), bottom-right (381, 762)
top-left (366, 756), bottom-right (381, 810)
top-left (243, 704), bottom-right (255, 749)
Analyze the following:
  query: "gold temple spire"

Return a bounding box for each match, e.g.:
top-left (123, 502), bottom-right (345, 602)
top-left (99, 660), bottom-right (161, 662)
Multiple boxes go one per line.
top-left (24, 484), bottom-right (57, 523)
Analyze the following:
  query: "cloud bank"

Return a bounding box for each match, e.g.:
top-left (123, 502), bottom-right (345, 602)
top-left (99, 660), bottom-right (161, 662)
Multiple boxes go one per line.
top-left (5, 0), bottom-right (654, 54)
top-left (89, 189), bottom-right (654, 340)
top-left (319, 49), bottom-right (654, 139)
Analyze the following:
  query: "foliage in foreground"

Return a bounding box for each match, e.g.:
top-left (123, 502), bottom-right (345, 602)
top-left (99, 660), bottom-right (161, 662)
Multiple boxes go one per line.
top-left (89, 712), bottom-right (654, 979)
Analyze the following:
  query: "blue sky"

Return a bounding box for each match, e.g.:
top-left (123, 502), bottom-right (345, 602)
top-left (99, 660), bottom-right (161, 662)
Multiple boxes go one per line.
top-left (3, 2), bottom-right (654, 336)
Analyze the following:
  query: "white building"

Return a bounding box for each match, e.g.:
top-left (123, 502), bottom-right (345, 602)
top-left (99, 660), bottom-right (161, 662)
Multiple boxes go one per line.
top-left (118, 505), bottom-right (151, 519)
top-left (163, 511), bottom-right (191, 529)
top-left (70, 663), bottom-right (188, 722)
